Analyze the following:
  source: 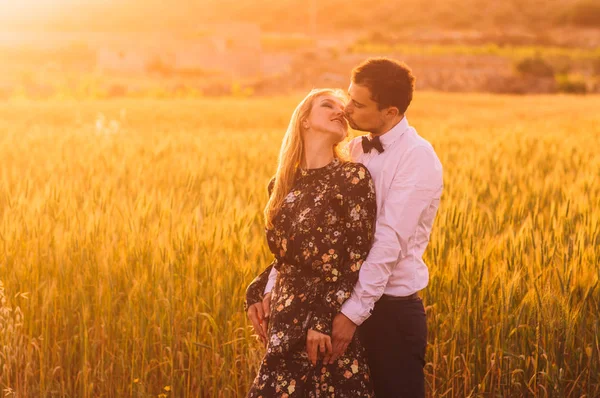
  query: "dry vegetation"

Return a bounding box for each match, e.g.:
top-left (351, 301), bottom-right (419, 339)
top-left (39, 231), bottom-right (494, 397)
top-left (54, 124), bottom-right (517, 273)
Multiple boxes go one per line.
top-left (0, 93), bottom-right (599, 397)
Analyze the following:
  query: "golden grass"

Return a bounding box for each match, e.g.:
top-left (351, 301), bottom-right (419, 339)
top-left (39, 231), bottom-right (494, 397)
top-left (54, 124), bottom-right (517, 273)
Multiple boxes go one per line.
top-left (0, 93), bottom-right (599, 397)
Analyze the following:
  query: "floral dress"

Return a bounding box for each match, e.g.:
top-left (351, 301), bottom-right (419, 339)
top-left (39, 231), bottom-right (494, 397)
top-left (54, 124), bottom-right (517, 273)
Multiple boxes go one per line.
top-left (245, 158), bottom-right (377, 398)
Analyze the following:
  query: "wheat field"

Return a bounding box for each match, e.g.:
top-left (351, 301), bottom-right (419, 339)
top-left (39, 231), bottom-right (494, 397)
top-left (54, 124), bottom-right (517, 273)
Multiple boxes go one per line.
top-left (0, 93), bottom-right (599, 397)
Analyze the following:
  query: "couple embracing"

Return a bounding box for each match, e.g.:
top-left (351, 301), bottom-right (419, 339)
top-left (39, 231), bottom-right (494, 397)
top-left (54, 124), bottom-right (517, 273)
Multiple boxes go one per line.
top-left (244, 57), bottom-right (443, 398)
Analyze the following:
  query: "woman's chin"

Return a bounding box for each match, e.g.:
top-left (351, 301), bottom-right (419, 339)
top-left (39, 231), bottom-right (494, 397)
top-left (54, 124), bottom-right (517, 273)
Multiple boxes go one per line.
top-left (325, 129), bottom-right (347, 143)
top-left (335, 131), bottom-right (348, 143)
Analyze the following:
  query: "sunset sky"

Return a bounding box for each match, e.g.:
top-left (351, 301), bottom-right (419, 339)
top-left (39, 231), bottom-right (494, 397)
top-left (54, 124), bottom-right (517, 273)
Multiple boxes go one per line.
top-left (1, 0), bottom-right (87, 15)
top-left (0, 0), bottom-right (223, 32)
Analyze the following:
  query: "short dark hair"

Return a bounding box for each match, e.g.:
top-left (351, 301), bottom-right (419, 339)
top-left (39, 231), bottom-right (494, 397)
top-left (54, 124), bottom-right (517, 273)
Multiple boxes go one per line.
top-left (351, 57), bottom-right (415, 113)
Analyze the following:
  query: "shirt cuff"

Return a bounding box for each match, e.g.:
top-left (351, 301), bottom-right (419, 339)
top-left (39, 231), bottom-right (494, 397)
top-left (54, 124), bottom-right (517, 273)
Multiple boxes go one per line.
top-left (264, 277), bottom-right (275, 295)
top-left (340, 295), bottom-right (371, 326)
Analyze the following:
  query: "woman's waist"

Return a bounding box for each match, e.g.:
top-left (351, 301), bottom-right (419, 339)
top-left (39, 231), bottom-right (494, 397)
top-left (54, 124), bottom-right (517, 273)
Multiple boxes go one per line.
top-left (274, 251), bottom-right (348, 272)
top-left (273, 258), bottom-right (316, 277)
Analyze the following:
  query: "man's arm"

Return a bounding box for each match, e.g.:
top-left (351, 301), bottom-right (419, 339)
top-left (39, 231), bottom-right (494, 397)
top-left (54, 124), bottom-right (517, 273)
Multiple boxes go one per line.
top-left (329, 145), bottom-right (442, 362)
top-left (246, 175), bottom-right (279, 345)
top-left (263, 266), bottom-right (278, 295)
top-left (252, 175), bottom-right (278, 319)
top-left (259, 266), bottom-right (278, 321)
top-left (245, 259), bottom-right (277, 345)
top-left (341, 145), bottom-right (443, 325)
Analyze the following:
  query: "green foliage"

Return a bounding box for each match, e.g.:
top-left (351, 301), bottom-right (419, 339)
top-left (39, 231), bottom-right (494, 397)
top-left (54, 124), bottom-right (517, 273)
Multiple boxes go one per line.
top-left (350, 43), bottom-right (600, 61)
top-left (515, 56), bottom-right (555, 78)
top-left (555, 74), bottom-right (588, 94)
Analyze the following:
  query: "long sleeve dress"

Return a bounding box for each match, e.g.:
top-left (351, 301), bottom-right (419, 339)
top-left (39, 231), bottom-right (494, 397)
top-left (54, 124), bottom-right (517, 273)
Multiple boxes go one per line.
top-left (245, 158), bottom-right (377, 398)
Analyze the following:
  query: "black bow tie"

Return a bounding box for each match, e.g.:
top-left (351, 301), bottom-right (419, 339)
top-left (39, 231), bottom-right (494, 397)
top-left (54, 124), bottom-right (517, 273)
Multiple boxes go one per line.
top-left (362, 135), bottom-right (384, 154)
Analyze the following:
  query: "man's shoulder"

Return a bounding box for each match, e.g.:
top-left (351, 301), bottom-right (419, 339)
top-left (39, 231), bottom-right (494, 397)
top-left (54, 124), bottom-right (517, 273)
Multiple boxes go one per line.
top-left (402, 129), bottom-right (439, 158)
top-left (346, 135), bottom-right (366, 162)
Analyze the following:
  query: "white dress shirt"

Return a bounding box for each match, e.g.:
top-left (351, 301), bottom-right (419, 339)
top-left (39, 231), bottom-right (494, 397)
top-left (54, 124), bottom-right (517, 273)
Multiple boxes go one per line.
top-left (264, 117), bottom-right (443, 326)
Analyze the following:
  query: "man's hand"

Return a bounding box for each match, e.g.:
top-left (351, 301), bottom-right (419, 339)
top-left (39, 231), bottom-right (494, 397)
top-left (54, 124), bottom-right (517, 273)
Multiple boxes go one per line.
top-left (306, 329), bottom-right (333, 366)
top-left (326, 313), bottom-right (357, 364)
top-left (247, 292), bottom-right (272, 346)
top-left (247, 302), bottom-right (266, 345)
top-left (247, 296), bottom-right (270, 347)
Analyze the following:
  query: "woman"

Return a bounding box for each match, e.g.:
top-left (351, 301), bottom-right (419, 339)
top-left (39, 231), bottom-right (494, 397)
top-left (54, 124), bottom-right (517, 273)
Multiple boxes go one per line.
top-left (244, 88), bottom-right (377, 397)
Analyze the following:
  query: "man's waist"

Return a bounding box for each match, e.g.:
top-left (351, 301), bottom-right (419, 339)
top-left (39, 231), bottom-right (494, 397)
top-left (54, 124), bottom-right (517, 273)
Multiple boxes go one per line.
top-left (379, 292), bottom-right (420, 302)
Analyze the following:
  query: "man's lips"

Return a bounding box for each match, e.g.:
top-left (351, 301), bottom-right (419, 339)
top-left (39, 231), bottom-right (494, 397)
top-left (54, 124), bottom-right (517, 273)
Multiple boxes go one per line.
top-left (343, 115), bottom-right (357, 128)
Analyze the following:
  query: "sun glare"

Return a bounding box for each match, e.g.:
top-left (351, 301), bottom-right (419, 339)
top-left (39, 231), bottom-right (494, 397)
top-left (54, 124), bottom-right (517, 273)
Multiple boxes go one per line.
top-left (0, 0), bottom-right (105, 20)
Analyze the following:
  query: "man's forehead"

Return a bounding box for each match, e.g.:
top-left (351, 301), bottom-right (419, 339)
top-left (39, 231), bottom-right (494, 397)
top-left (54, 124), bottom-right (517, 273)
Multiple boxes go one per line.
top-left (348, 83), bottom-right (372, 101)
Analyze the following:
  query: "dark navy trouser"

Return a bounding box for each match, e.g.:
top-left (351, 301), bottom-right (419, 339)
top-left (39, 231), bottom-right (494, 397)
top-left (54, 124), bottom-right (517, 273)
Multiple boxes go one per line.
top-left (359, 296), bottom-right (427, 398)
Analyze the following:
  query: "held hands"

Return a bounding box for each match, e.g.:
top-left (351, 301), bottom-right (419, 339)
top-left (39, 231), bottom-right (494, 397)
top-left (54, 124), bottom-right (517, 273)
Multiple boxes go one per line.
top-left (249, 295), bottom-right (357, 365)
top-left (307, 313), bottom-right (357, 366)
top-left (246, 292), bottom-right (272, 347)
top-left (306, 329), bottom-right (333, 366)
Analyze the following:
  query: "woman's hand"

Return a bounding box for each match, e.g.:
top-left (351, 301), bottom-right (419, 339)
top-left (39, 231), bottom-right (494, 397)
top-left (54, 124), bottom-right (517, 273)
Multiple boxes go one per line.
top-left (306, 329), bottom-right (332, 366)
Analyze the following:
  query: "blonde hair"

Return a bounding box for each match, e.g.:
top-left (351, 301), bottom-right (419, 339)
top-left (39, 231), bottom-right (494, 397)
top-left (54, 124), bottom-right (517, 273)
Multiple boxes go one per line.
top-left (265, 88), bottom-right (348, 229)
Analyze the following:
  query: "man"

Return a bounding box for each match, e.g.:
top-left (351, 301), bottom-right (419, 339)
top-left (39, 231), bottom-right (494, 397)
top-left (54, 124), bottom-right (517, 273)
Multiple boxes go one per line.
top-left (247, 57), bottom-right (443, 397)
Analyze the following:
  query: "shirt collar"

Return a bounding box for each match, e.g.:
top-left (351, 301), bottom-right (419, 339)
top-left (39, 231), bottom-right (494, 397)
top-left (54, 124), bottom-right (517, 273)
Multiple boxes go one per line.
top-left (369, 116), bottom-right (409, 150)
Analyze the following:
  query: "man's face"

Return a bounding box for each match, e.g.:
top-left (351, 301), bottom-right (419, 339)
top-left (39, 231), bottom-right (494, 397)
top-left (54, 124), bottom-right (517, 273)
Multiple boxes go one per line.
top-left (344, 82), bottom-right (385, 133)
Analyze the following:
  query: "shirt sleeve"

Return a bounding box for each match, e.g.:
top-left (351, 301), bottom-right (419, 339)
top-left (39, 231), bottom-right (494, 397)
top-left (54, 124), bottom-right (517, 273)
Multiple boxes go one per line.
top-left (306, 164), bottom-right (377, 335)
top-left (263, 266), bottom-right (278, 294)
top-left (341, 145), bottom-right (443, 325)
top-left (244, 259), bottom-right (277, 312)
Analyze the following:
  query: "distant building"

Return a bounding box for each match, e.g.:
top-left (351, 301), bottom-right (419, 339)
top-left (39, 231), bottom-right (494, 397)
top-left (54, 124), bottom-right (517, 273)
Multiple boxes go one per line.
top-left (174, 23), bottom-right (262, 77)
top-left (94, 24), bottom-right (262, 78)
top-left (0, 25), bottom-right (264, 78)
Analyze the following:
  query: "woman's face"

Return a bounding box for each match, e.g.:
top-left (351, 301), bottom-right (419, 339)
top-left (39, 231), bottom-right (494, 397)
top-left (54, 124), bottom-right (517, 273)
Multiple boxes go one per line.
top-left (305, 94), bottom-right (348, 143)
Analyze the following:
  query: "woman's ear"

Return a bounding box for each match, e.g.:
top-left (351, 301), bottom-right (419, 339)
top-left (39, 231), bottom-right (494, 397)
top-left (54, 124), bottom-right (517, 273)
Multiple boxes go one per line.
top-left (302, 119), bottom-right (310, 129)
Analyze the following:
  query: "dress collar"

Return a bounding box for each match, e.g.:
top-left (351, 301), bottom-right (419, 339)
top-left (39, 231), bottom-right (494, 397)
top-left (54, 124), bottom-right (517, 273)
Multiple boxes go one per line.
top-left (298, 157), bottom-right (341, 178)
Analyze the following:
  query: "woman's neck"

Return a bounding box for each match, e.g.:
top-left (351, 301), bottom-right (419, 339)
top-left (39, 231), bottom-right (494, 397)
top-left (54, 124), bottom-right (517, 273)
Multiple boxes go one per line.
top-left (301, 137), bottom-right (335, 169)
